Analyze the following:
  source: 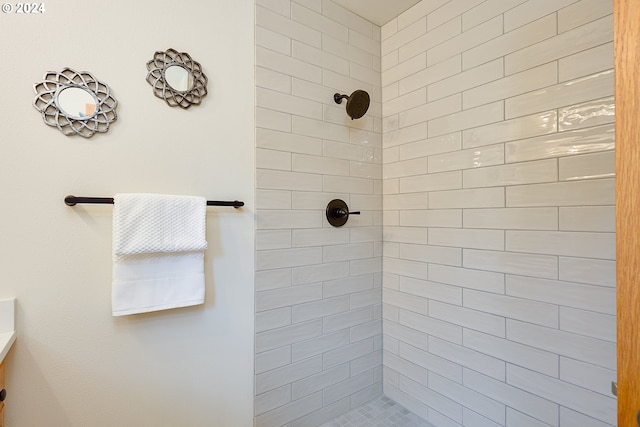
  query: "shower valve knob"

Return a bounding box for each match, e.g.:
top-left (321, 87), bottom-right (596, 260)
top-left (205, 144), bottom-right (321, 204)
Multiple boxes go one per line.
top-left (333, 208), bottom-right (360, 218)
top-left (326, 199), bottom-right (359, 227)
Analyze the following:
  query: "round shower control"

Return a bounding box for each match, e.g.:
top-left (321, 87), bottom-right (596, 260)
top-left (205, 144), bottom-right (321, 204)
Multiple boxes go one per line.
top-left (326, 199), bottom-right (360, 227)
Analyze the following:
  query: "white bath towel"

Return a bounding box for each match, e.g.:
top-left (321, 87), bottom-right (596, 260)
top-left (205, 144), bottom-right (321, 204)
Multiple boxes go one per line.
top-left (112, 193), bottom-right (207, 316)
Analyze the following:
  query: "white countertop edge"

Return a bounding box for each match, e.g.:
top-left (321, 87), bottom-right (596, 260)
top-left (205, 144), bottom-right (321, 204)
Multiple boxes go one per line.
top-left (0, 331), bottom-right (15, 363)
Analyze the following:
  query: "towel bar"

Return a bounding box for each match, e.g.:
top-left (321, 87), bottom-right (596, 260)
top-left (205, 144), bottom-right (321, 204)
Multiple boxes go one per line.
top-left (64, 195), bottom-right (244, 208)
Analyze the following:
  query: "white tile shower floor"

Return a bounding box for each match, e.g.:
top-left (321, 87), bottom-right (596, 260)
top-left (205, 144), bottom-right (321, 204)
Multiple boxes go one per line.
top-left (319, 396), bottom-right (436, 427)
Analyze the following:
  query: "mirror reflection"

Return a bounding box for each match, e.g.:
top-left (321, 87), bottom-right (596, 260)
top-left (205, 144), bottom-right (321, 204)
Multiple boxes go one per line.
top-left (164, 65), bottom-right (193, 92)
top-left (56, 87), bottom-right (98, 119)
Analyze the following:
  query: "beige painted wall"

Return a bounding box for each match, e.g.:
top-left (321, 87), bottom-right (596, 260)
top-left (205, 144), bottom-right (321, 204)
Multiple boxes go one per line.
top-left (0, 1), bottom-right (255, 426)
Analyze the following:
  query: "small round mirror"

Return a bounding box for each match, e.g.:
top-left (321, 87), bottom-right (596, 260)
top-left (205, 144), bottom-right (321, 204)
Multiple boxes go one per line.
top-left (164, 65), bottom-right (193, 92)
top-left (56, 87), bottom-right (98, 120)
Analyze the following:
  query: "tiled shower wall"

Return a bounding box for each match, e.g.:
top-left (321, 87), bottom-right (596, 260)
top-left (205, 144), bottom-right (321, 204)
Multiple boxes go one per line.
top-left (380, 1), bottom-right (616, 427)
top-left (254, 0), bottom-right (383, 425)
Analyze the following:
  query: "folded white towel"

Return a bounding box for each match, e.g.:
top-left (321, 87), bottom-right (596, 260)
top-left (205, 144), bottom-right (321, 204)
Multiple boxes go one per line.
top-left (111, 193), bottom-right (207, 316)
top-left (113, 193), bottom-right (207, 256)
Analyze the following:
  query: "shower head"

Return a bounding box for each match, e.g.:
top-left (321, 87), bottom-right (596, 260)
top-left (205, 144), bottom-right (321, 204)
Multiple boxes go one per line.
top-left (334, 90), bottom-right (370, 120)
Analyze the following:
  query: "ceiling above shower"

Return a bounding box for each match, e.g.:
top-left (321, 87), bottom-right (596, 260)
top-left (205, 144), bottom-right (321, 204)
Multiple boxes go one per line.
top-left (331, 0), bottom-right (422, 26)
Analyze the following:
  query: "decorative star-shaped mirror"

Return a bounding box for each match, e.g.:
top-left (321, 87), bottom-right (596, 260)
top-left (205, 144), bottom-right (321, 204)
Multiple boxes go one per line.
top-left (33, 68), bottom-right (118, 138)
top-left (146, 48), bottom-right (208, 109)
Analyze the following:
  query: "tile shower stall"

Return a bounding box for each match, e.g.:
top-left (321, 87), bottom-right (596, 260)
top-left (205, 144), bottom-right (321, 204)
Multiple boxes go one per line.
top-left (254, 0), bottom-right (616, 426)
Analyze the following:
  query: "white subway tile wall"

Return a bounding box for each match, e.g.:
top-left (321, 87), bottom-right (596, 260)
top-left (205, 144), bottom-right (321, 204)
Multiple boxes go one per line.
top-left (381, 1), bottom-right (615, 427)
top-left (257, 0), bottom-right (615, 426)
top-left (256, 0), bottom-right (383, 426)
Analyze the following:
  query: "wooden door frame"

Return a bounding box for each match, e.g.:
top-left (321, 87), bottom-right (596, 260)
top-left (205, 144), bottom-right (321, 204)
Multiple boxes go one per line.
top-left (615, 0), bottom-right (640, 425)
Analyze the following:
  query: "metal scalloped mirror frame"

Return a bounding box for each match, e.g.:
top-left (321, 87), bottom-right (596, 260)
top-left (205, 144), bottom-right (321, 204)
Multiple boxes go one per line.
top-left (146, 48), bottom-right (208, 109)
top-left (33, 68), bottom-right (118, 138)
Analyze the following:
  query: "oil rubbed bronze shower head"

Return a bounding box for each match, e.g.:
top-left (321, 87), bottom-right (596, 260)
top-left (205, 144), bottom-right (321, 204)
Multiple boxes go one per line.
top-left (333, 89), bottom-right (370, 120)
